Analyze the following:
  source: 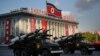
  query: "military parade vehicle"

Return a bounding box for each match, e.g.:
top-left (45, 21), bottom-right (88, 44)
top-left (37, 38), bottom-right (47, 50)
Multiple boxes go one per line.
top-left (92, 41), bottom-right (100, 50)
top-left (55, 33), bottom-right (95, 55)
top-left (8, 29), bottom-right (63, 56)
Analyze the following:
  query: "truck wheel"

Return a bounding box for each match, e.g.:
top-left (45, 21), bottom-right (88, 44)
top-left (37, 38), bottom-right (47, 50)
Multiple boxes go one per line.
top-left (14, 50), bottom-right (21, 56)
top-left (52, 53), bottom-right (60, 56)
top-left (21, 50), bottom-right (27, 56)
top-left (63, 48), bottom-right (69, 54)
top-left (41, 50), bottom-right (51, 56)
top-left (70, 50), bottom-right (75, 54)
top-left (22, 49), bottom-right (31, 56)
top-left (81, 48), bottom-right (88, 55)
top-left (88, 51), bottom-right (93, 55)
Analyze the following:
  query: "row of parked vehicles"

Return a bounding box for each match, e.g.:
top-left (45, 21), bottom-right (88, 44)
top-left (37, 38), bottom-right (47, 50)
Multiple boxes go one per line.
top-left (8, 29), bottom-right (95, 56)
top-left (55, 33), bottom-right (95, 55)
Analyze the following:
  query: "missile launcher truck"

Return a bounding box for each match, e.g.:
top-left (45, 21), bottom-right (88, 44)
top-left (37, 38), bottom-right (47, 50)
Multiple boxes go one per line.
top-left (56, 33), bottom-right (95, 55)
top-left (8, 29), bottom-right (63, 56)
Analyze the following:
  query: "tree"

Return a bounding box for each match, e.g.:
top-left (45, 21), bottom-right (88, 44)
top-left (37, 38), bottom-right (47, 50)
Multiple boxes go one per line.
top-left (94, 32), bottom-right (100, 41)
top-left (98, 35), bottom-right (100, 41)
top-left (82, 32), bottom-right (95, 42)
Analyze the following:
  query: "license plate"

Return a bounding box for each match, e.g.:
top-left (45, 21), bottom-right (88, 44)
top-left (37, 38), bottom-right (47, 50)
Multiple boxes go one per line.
top-left (51, 50), bottom-right (63, 53)
top-left (88, 48), bottom-right (95, 50)
top-left (36, 44), bottom-right (40, 48)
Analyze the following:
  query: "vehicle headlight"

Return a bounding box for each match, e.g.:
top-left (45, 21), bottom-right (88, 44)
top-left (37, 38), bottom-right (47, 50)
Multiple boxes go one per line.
top-left (36, 43), bottom-right (40, 48)
top-left (50, 48), bottom-right (52, 50)
top-left (59, 47), bottom-right (61, 49)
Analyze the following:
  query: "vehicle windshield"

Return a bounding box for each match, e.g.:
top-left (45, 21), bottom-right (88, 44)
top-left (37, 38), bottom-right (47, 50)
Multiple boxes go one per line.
top-left (44, 39), bottom-right (59, 46)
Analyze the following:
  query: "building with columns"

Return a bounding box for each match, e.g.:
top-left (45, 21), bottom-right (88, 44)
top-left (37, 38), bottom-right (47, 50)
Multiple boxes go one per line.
top-left (0, 8), bottom-right (78, 45)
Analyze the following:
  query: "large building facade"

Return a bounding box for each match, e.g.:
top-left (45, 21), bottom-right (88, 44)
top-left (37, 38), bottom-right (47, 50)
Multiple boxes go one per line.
top-left (0, 8), bottom-right (78, 45)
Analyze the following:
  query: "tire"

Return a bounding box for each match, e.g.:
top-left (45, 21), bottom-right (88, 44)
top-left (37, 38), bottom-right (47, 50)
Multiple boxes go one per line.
top-left (63, 48), bottom-right (69, 54)
top-left (88, 50), bottom-right (93, 55)
top-left (22, 48), bottom-right (32, 56)
top-left (14, 50), bottom-right (21, 56)
top-left (81, 48), bottom-right (88, 55)
top-left (41, 50), bottom-right (51, 56)
top-left (52, 53), bottom-right (60, 56)
top-left (70, 50), bottom-right (75, 54)
top-left (21, 50), bottom-right (27, 56)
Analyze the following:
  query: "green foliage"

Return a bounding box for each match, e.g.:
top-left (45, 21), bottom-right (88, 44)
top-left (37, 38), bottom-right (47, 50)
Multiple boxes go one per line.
top-left (82, 32), bottom-right (96, 42)
top-left (98, 35), bottom-right (100, 40)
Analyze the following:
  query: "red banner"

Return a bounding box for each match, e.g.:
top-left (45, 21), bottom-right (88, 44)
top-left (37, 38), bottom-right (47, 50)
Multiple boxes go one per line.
top-left (72, 24), bottom-right (75, 33)
top-left (5, 17), bottom-right (11, 43)
top-left (65, 23), bottom-right (69, 36)
top-left (41, 19), bottom-right (47, 30)
top-left (30, 17), bottom-right (35, 32)
top-left (46, 3), bottom-right (62, 18)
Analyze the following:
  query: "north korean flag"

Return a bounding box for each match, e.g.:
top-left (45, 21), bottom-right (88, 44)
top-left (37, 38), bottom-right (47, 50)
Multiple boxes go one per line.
top-left (46, 3), bottom-right (62, 18)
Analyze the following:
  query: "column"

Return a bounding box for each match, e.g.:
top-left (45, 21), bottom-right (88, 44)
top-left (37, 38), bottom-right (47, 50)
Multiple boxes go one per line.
top-left (62, 23), bottom-right (64, 36)
top-left (68, 24), bottom-right (72, 35)
top-left (55, 22), bottom-right (57, 37)
top-left (49, 21), bottom-right (52, 40)
top-left (27, 18), bottom-right (30, 33)
top-left (63, 23), bottom-right (66, 36)
top-left (47, 20), bottom-right (50, 34)
top-left (19, 18), bottom-right (22, 34)
top-left (58, 23), bottom-right (59, 37)
top-left (53, 22), bottom-right (55, 37)
top-left (61, 23), bottom-right (63, 36)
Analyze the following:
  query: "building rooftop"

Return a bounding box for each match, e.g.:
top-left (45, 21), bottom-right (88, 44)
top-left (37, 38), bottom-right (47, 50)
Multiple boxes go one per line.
top-left (0, 8), bottom-right (78, 24)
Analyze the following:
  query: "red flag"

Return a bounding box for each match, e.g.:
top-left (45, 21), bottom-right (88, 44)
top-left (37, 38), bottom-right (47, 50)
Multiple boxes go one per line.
top-left (5, 17), bottom-right (11, 44)
top-left (41, 19), bottom-right (47, 30)
top-left (46, 3), bottom-right (62, 18)
top-left (30, 17), bottom-right (35, 32)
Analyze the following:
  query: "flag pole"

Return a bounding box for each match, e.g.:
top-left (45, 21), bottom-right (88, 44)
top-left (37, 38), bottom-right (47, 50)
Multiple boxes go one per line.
top-left (45, 0), bottom-right (47, 15)
top-left (46, 0), bottom-right (47, 3)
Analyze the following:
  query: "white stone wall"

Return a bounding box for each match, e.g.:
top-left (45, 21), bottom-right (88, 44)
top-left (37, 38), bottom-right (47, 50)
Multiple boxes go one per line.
top-left (0, 16), bottom-right (78, 45)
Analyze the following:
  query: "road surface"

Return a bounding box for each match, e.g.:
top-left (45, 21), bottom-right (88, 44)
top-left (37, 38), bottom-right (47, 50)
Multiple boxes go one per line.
top-left (0, 46), bottom-right (100, 56)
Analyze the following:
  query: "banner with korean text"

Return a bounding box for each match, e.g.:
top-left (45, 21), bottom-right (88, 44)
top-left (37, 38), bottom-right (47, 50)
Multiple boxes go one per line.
top-left (5, 17), bottom-right (11, 44)
top-left (30, 17), bottom-right (35, 32)
top-left (65, 23), bottom-right (69, 36)
top-left (41, 19), bottom-right (47, 30)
